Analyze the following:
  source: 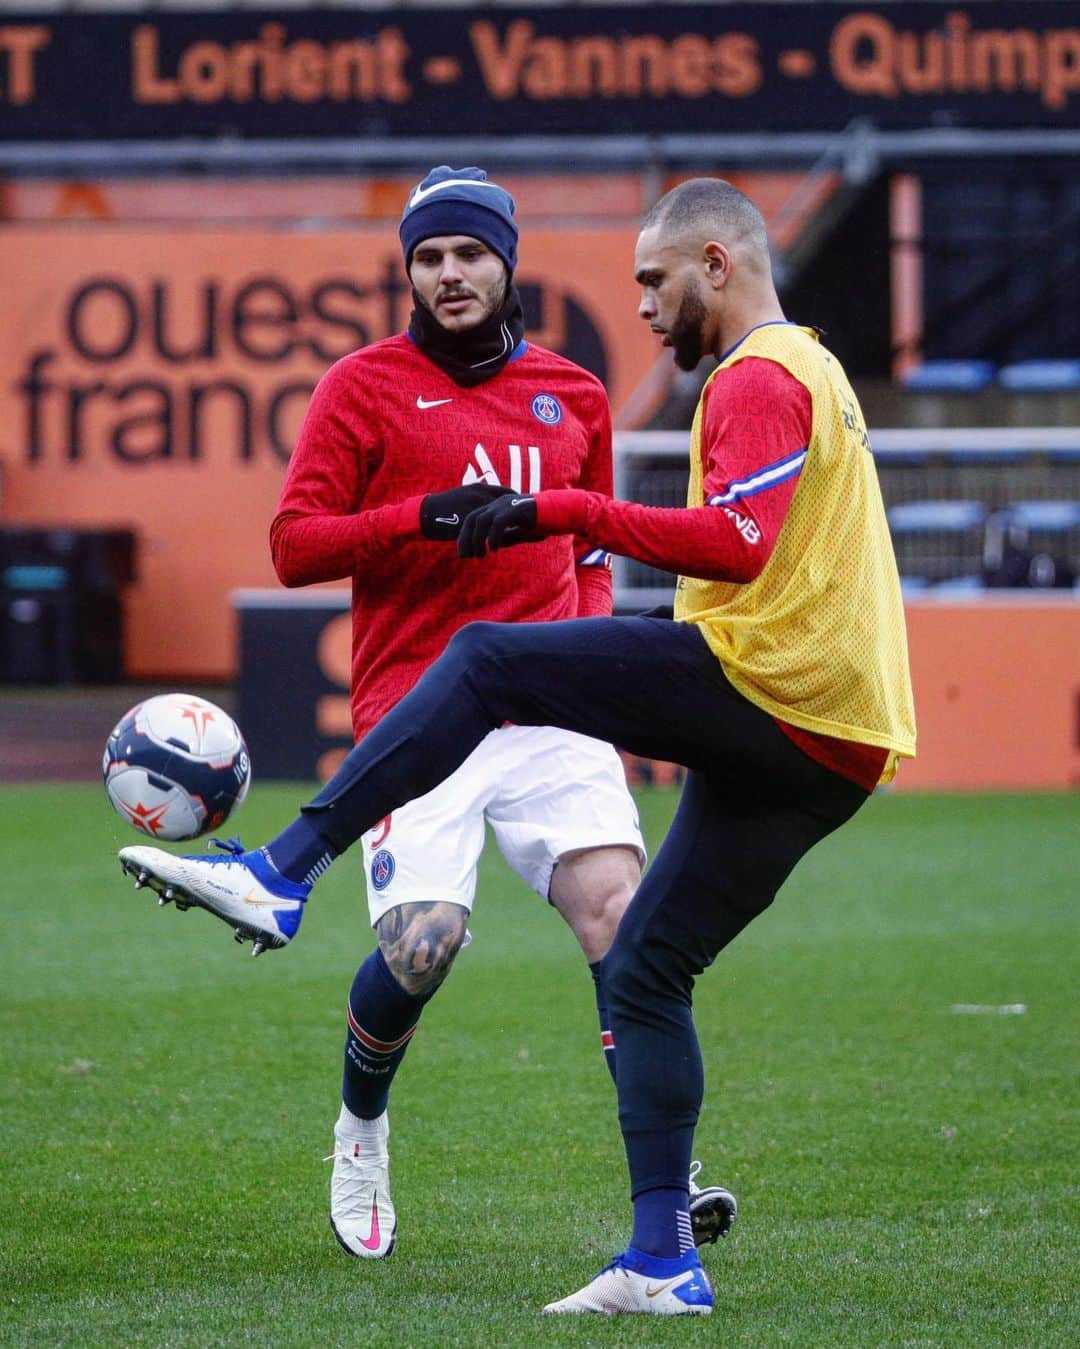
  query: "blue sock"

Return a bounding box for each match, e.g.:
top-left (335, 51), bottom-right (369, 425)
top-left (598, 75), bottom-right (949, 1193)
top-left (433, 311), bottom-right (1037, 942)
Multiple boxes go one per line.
top-left (264, 815), bottom-right (337, 888)
top-left (630, 1187), bottom-right (693, 1258)
top-left (589, 960), bottom-right (617, 1085)
top-left (342, 948), bottom-right (431, 1119)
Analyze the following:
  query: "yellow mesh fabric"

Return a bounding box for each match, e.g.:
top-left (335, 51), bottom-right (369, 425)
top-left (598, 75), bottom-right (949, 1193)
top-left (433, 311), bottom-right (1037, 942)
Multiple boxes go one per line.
top-left (674, 323), bottom-right (916, 781)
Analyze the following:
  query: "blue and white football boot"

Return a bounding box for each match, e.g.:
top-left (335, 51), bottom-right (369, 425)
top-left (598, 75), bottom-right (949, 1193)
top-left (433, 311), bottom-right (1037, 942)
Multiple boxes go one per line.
top-left (542, 1246), bottom-right (713, 1316)
top-left (118, 837), bottom-right (309, 956)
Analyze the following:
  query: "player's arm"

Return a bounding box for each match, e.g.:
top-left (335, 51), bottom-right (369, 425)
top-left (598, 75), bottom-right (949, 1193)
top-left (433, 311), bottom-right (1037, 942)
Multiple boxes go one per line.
top-left (270, 363), bottom-right (407, 586)
top-left (572, 389), bottom-right (615, 618)
top-left (270, 364), bottom-right (506, 587)
top-left (461, 359), bottom-right (811, 582)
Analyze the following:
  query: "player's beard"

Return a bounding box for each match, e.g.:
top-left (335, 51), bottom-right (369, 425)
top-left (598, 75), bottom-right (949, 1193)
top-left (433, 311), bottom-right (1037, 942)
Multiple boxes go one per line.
top-left (431, 270), bottom-right (508, 333)
top-left (669, 276), bottom-right (709, 371)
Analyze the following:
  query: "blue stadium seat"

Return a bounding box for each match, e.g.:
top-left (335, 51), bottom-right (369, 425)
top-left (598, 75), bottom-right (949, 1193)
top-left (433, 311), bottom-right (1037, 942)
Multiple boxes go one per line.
top-left (998, 360), bottom-right (1080, 392)
top-left (887, 500), bottom-right (990, 585)
top-left (942, 445), bottom-right (1028, 466)
top-left (1001, 500), bottom-right (1080, 531)
top-left (886, 500), bottom-right (988, 533)
top-left (872, 443), bottom-right (930, 466)
top-left (933, 575), bottom-right (985, 594)
top-left (901, 361), bottom-right (996, 393)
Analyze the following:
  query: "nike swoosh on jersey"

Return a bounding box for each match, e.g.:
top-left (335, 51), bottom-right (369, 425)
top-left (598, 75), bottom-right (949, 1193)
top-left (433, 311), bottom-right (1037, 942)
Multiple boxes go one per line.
top-left (406, 178), bottom-right (507, 211)
top-left (416, 396), bottom-right (453, 409)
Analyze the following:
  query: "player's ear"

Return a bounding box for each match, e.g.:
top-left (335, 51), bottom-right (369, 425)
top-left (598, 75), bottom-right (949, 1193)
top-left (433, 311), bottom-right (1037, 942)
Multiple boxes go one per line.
top-left (702, 242), bottom-right (731, 290)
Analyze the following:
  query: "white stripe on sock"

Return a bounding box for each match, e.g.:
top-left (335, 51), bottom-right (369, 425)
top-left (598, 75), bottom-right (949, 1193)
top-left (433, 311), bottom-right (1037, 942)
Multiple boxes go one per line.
top-left (304, 852), bottom-right (334, 886)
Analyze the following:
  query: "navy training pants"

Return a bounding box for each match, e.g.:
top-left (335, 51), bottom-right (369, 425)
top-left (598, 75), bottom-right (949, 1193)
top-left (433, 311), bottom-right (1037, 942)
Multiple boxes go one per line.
top-left (303, 617), bottom-right (870, 1194)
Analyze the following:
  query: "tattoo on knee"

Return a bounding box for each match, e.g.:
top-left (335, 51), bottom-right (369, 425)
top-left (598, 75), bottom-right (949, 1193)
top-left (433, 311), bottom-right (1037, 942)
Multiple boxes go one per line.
top-left (377, 903), bottom-right (466, 996)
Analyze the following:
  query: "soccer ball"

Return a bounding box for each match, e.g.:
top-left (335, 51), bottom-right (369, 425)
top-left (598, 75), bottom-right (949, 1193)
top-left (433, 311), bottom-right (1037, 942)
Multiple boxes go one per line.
top-left (103, 693), bottom-right (251, 841)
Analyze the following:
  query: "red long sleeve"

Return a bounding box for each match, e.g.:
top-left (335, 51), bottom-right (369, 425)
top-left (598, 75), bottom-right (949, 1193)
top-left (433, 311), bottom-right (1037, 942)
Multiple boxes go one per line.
top-left (574, 560), bottom-right (613, 617)
top-left (536, 357), bottom-right (813, 583)
top-left (270, 362), bottom-right (427, 586)
top-left (272, 498), bottom-right (423, 586)
top-left (537, 493), bottom-right (760, 582)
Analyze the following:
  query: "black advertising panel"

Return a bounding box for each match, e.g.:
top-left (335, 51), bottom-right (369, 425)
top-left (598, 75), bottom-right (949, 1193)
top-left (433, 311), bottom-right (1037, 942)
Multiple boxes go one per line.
top-left (2, 3), bottom-right (1078, 143)
top-left (234, 592), bottom-right (352, 781)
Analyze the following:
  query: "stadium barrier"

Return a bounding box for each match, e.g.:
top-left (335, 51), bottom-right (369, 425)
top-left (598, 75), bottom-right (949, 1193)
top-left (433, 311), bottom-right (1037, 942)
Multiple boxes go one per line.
top-left (614, 428), bottom-right (1080, 606)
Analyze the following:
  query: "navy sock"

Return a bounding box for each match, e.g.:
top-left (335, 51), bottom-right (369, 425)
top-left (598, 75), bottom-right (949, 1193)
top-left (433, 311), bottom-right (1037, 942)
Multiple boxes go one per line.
top-left (342, 948), bottom-right (431, 1119)
top-left (589, 960), bottom-right (617, 1085)
top-left (630, 1186), bottom-right (693, 1259)
top-left (265, 815), bottom-right (338, 888)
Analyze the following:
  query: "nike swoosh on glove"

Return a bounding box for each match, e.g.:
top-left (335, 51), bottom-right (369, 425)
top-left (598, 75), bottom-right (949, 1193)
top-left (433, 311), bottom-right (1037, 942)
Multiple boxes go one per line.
top-left (458, 494), bottom-right (541, 557)
top-left (419, 484), bottom-right (514, 540)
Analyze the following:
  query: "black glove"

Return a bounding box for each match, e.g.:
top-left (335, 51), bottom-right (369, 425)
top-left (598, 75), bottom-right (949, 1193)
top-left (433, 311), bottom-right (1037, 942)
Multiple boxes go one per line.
top-left (419, 484), bottom-right (514, 541)
top-left (458, 494), bottom-right (540, 557)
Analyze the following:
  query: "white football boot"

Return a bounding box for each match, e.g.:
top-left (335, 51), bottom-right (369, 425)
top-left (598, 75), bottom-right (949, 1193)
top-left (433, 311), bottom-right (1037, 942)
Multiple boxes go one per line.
top-left (543, 1246), bottom-right (713, 1315)
top-left (689, 1159), bottom-right (738, 1244)
top-left (118, 837), bottom-right (309, 956)
top-left (327, 1110), bottom-right (397, 1259)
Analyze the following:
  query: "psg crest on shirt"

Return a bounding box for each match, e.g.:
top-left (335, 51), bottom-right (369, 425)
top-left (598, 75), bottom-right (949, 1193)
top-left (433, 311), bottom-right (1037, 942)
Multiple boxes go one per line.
top-left (531, 393), bottom-right (563, 425)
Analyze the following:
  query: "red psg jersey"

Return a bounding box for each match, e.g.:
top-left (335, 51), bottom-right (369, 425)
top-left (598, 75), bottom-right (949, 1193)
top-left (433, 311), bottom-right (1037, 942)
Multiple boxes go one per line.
top-left (271, 335), bottom-right (614, 738)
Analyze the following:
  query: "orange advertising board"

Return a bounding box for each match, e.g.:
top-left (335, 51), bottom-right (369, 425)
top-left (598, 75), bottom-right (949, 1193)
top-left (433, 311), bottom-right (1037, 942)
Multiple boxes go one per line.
top-left (897, 599), bottom-right (1080, 791)
top-left (0, 225), bottom-right (657, 678)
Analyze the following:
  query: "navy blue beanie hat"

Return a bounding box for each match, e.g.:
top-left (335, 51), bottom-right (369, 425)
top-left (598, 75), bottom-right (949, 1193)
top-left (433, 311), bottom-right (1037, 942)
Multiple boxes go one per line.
top-left (400, 165), bottom-right (518, 276)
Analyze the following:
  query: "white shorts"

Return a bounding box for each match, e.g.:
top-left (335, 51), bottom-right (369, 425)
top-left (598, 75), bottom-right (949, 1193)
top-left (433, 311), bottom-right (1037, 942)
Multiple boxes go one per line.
top-left (359, 725), bottom-right (645, 926)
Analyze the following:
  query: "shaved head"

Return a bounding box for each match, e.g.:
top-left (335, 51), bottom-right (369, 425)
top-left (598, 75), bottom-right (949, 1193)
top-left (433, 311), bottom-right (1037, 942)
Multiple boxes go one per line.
top-left (634, 177), bottom-right (783, 364)
top-left (642, 178), bottom-right (770, 262)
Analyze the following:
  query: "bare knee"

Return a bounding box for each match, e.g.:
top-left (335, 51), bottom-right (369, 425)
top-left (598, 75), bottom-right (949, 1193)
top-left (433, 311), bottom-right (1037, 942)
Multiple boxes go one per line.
top-left (550, 845), bottom-right (641, 963)
top-left (376, 901), bottom-right (469, 997)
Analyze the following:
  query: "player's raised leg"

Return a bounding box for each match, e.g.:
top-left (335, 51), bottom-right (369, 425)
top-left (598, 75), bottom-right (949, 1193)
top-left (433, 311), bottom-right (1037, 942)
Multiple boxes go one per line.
top-left (115, 616), bottom-right (703, 955)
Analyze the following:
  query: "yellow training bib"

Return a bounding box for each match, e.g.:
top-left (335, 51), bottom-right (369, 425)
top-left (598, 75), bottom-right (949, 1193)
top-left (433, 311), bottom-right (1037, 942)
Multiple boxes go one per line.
top-left (675, 323), bottom-right (916, 782)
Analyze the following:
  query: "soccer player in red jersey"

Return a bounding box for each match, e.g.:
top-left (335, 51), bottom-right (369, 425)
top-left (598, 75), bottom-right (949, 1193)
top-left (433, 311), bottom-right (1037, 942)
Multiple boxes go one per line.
top-left (275, 166), bottom-right (654, 1260)
top-left (122, 176), bottom-right (915, 1311)
top-left (121, 167), bottom-right (734, 1263)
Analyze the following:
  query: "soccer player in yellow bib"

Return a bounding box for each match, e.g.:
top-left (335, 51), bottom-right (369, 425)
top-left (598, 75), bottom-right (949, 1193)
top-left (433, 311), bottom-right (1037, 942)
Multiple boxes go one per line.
top-left (119, 178), bottom-right (915, 1315)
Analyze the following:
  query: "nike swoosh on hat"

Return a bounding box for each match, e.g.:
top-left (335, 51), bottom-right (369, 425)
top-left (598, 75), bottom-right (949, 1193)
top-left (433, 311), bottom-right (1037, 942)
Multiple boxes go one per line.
top-left (406, 178), bottom-right (508, 211)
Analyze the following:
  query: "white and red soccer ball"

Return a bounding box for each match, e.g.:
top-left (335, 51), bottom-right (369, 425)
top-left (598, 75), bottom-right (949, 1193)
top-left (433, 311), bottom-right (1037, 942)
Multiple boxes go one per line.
top-left (103, 693), bottom-right (251, 841)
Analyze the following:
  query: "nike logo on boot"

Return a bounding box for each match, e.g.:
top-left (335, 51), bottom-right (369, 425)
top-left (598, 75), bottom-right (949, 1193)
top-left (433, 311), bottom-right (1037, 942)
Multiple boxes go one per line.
top-left (360, 1197), bottom-right (381, 1251)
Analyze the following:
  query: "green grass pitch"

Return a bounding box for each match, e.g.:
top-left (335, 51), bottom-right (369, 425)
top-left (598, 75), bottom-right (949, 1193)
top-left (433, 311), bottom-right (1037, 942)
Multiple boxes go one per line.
top-left (2, 784), bottom-right (1077, 1346)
